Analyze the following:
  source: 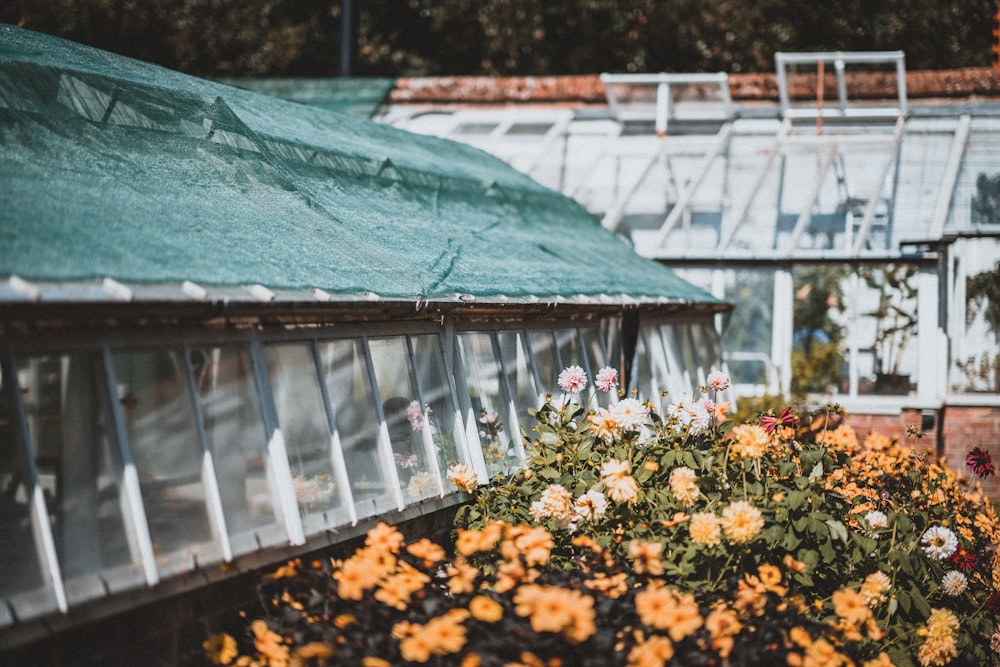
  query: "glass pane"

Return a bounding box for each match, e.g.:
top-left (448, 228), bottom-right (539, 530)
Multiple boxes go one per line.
top-left (189, 345), bottom-right (280, 555)
top-left (409, 334), bottom-right (468, 487)
top-left (951, 241), bottom-right (1000, 394)
top-left (265, 343), bottom-right (349, 534)
top-left (527, 331), bottom-right (559, 393)
top-left (497, 331), bottom-right (542, 442)
top-left (320, 339), bottom-right (395, 518)
top-left (722, 269), bottom-right (776, 394)
top-left (581, 325), bottom-right (616, 407)
top-left (368, 337), bottom-right (440, 505)
top-left (0, 359), bottom-right (58, 614)
top-left (791, 265), bottom-right (849, 396)
top-left (635, 325), bottom-right (670, 403)
top-left (16, 353), bottom-right (139, 600)
top-left (856, 264), bottom-right (919, 395)
top-left (457, 333), bottom-right (519, 478)
top-left (112, 349), bottom-right (220, 575)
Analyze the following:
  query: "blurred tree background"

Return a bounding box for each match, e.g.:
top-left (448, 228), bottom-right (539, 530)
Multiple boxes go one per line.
top-left (2, 0), bottom-right (996, 78)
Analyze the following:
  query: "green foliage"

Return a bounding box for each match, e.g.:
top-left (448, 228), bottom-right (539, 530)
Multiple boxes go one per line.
top-left (456, 393), bottom-right (1000, 665)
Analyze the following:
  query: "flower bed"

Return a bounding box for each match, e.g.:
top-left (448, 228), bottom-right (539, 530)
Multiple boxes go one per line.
top-left (204, 369), bottom-right (1000, 667)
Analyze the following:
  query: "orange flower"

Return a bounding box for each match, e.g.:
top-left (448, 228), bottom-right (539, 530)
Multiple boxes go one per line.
top-left (251, 620), bottom-right (289, 667)
top-left (626, 634), bottom-right (674, 667)
top-left (469, 595), bottom-right (504, 623)
top-left (628, 540), bottom-right (665, 575)
top-left (361, 658), bottom-right (392, 667)
top-left (705, 605), bottom-right (742, 659)
top-left (513, 585), bottom-right (596, 643)
top-left (455, 523), bottom-right (503, 556)
top-left (406, 538), bottom-right (446, 566)
top-left (832, 587), bottom-right (872, 625)
top-left (365, 522), bottom-right (405, 553)
top-left (203, 632), bottom-right (238, 666)
top-left (291, 642), bottom-right (334, 662)
top-left (634, 583), bottom-right (703, 642)
top-left (446, 557), bottom-right (480, 595)
top-left (510, 525), bottom-right (555, 567)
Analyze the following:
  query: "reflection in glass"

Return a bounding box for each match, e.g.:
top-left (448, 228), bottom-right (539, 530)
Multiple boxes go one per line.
top-left (409, 334), bottom-right (469, 489)
top-left (15, 353), bottom-right (138, 599)
top-left (497, 331), bottom-right (542, 443)
top-left (190, 345), bottom-right (279, 555)
top-left (112, 349), bottom-right (220, 575)
top-left (265, 343), bottom-right (350, 533)
top-left (0, 358), bottom-right (60, 616)
top-left (369, 337), bottom-right (441, 504)
top-left (320, 339), bottom-right (395, 518)
top-left (457, 333), bottom-right (520, 478)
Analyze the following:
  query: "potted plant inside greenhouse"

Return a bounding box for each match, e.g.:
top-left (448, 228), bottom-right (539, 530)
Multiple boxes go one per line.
top-left (862, 264), bottom-right (918, 395)
top-left (958, 260), bottom-right (1000, 393)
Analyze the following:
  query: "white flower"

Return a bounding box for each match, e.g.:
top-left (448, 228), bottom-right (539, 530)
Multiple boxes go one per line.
top-left (864, 510), bottom-right (889, 534)
top-left (610, 397), bottom-right (649, 431)
top-left (941, 570), bottom-right (968, 596)
top-left (706, 370), bottom-right (730, 392)
top-left (668, 393), bottom-right (710, 436)
top-left (447, 463), bottom-right (479, 493)
top-left (557, 365), bottom-right (588, 394)
top-left (921, 526), bottom-right (959, 560)
top-left (572, 489), bottom-right (608, 523)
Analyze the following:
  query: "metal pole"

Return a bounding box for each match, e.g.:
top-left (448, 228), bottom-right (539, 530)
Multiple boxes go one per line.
top-left (340, 0), bottom-right (352, 77)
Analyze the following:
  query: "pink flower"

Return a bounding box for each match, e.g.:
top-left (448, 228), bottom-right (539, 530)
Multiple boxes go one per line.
top-left (558, 365), bottom-right (588, 394)
top-left (406, 400), bottom-right (429, 431)
top-left (706, 370), bottom-right (730, 392)
top-left (595, 367), bottom-right (619, 393)
top-left (760, 406), bottom-right (799, 435)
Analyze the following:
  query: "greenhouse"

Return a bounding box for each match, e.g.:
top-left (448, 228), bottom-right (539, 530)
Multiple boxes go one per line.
top-left (384, 53), bottom-right (1000, 415)
top-left (0, 23), bottom-right (729, 649)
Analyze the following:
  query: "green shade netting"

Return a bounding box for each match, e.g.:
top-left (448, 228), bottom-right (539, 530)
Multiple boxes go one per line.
top-left (216, 77), bottom-right (396, 118)
top-left (0, 24), bottom-right (719, 304)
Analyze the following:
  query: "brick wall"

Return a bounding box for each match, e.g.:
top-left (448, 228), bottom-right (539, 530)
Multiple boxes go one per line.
top-left (844, 403), bottom-right (1000, 501)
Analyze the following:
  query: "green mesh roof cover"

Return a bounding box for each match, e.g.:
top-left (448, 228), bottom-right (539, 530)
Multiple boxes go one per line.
top-left (0, 25), bottom-right (719, 305)
top-left (217, 77), bottom-right (396, 118)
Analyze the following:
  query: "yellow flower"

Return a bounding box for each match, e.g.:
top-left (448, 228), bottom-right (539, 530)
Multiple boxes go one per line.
top-left (729, 423), bottom-right (770, 459)
top-left (626, 634), bottom-right (674, 667)
top-left (469, 595), bottom-right (504, 623)
top-left (720, 501), bottom-right (764, 544)
top-left (203, 632), bottom-right (238, 666)
top-left (689, 512), bottom-right (722, 547)
top-left (860, 571), bottom-right (891, 607)
top-left (917, 637), bottom-right (957, 667)
top-left (510, 525), bottom-right (555, 566)
top-left (634, 583), bottom-right (703, 641)
top-left (668, 466), bottom-right (700, 506)
top-left (862, 653), bottom-right (895, 667)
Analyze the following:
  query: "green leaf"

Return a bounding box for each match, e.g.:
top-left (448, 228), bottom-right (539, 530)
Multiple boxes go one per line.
top-left (897, 589), bottom-right (911, 614)
top-left (825, 519), bottom-right (848, 543)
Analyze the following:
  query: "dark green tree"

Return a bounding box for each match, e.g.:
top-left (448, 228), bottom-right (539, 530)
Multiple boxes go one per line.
top-left (2, 0), bottom-right (997, 77)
